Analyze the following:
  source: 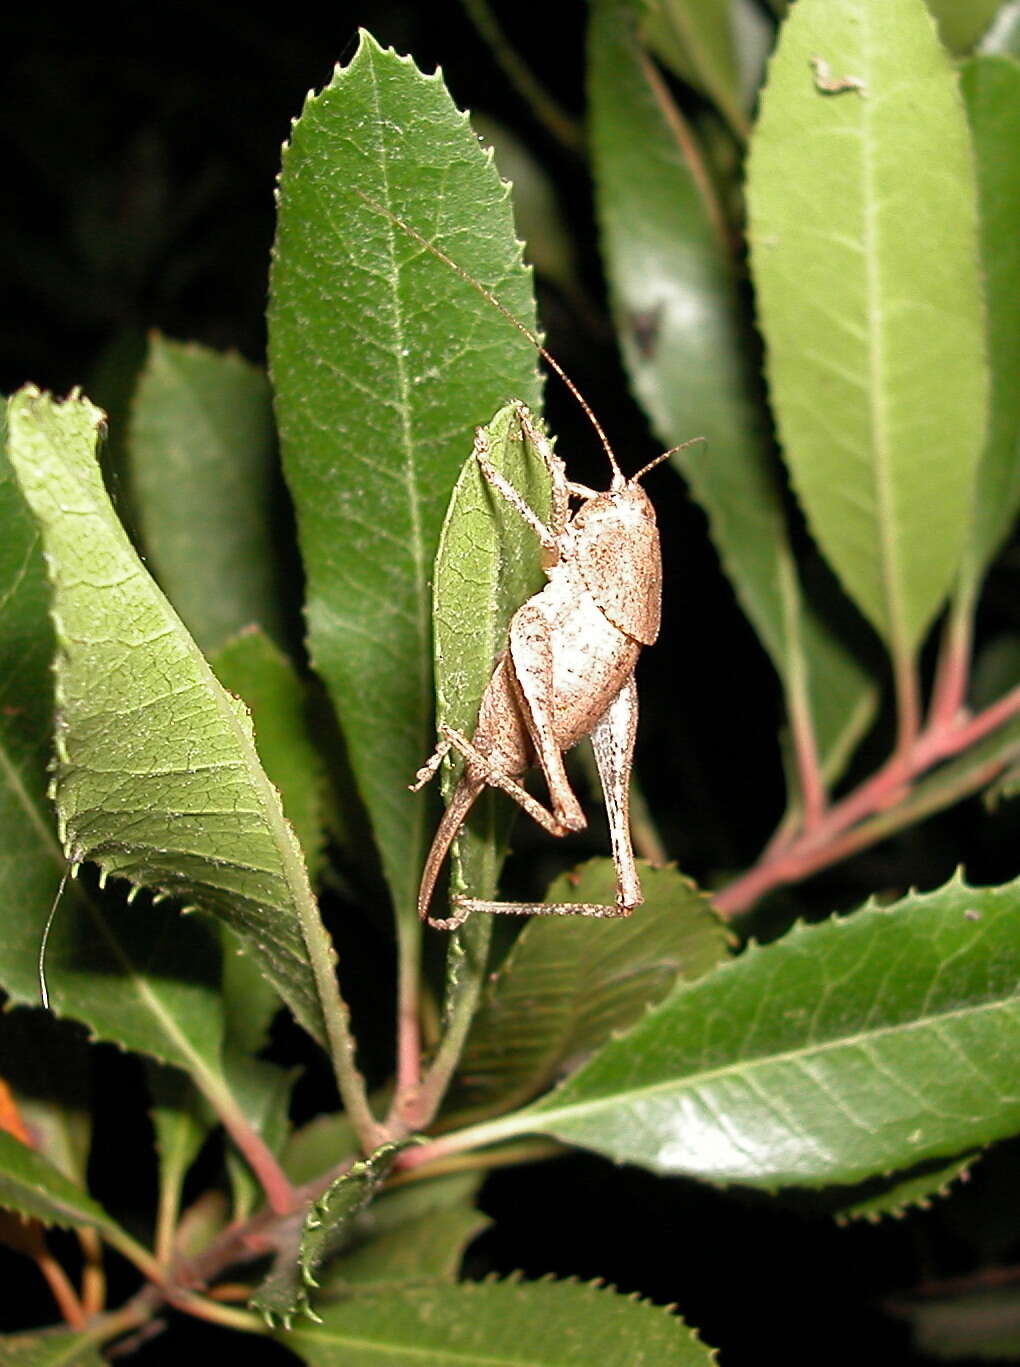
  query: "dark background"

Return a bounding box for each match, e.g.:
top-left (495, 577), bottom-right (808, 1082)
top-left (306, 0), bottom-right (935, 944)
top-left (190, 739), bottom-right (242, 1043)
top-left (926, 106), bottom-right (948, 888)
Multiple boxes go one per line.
top-left (3, 4), bottom-right (1020, 1363)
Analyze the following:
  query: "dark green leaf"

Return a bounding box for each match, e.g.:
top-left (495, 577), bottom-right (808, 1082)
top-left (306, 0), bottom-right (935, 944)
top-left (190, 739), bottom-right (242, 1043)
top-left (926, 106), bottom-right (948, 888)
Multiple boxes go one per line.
top-left (590, 0), bottom-right (876, 787)
top-left (0, 1129), bottom-right (123, 1237)
top-left (283, 1112), bottom-right (360, 1185)
top-left (147, 1062), bottom-right (214, 1231)
top-left (482, 874), bottom-right (1020, 1188)
top-left (747, 0), bottom-right (987, 659)
top-left (284, 1277), bottom-right (712, 1365)
top-left (251, 1141), bottom-right (405, 1327)
top-left (6, 387), bottom-right (332, 1049)
top-left (128, 335), bottom-right (286, 653)
top-left (324, 1205), bottom-right (489, 1290)
top-left (211, 627), bottom-right (326, 879)
top-left (836, 1152), bottom-right (976, 1222)
top-left (269, 32), bottom-right (541, 924)
top-left (0, 1011), bottom-right (91, 1186)
top-left (0, 1329), bottom-right (107, 1366)
top-left (453, 860), bottom-right (729, 1119)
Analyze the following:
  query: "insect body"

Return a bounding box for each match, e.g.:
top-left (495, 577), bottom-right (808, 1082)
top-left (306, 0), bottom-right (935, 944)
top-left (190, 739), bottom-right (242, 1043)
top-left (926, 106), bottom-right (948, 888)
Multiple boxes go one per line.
top-left (355, 190), bottom-right (697, 931)
top-left (413, 403), bottom-right (677, 931)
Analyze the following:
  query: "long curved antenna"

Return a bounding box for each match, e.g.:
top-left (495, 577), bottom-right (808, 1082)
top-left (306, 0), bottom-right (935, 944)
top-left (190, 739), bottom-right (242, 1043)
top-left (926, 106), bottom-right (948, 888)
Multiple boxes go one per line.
top-left (631, 436), bottom-right (706, 485)
top-left (38, 866), bottom-right (70, 1009)
top-left (354, 188), bottom-right (624, 485)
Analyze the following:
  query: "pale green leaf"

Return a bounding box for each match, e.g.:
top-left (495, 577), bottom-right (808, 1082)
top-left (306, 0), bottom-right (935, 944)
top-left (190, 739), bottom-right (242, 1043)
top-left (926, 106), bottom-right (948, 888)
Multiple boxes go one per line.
top-left (432, 403), bottom-right (552, 919)
top-left (474, 873), bottom-right (1020, 1188)
top-left (979, 1), bottom-right (1020, 57)
top-left (6, 387), bottom-right (332, 1049)
top-left (128, 335), bottom-right (286, 653)
top-left (284, 1277), bottom-right (712, 1365)
top-left (958, 56), bottom-right (1020, 585)
top-left (0, 422), bottom-right (233, 1078)
top-left (453, 860), bottom-right (729, 1120)
top-left (589, 0), bottom-right (876, 789)
top-left (269, 33), bottom-right (541, 924)
top-left (747, 0), bottom-right (988, 658)
top-left (925, 0), bottom-right (1002, 53)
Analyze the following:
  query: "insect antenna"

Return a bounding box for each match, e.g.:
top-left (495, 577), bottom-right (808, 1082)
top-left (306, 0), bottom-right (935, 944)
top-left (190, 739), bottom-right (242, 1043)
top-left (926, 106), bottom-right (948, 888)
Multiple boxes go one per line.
top-left (631, 436), bottom-right (706, 485)
top-left (354, 188), bottom-right (625, 486)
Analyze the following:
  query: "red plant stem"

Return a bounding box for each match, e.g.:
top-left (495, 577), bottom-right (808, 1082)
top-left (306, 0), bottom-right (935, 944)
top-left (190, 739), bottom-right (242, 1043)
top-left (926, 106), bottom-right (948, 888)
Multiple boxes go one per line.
top-left (215, 1100), bottom-right (296, 1216)
top-left (78, 1228), bottom-right (106, 1317)
top-left (788, 676), bottom-right (827, 830)
top-left (28, 1225), bottom-right (86, 1329)
top-left (715, 683), bottom-right (1020, 917)
top-left (929, 581), bottom-right (978, 732)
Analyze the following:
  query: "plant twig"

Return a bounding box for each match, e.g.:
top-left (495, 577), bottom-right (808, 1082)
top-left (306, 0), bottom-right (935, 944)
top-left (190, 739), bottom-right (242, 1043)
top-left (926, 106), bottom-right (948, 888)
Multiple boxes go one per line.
top-left (715, 684), bottom-right (1020, 916)
top-left (460, 0), bottom-right (585, 154)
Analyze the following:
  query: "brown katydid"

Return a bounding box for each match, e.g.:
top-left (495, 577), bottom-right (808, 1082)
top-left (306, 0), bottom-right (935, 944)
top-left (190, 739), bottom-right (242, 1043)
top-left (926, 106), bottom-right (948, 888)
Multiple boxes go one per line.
top-left (356, 191), bottom-right (700, 931)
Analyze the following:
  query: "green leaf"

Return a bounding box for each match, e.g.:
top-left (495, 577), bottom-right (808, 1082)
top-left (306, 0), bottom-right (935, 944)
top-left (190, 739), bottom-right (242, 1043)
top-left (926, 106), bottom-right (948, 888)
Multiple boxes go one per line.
top-left (957, 56), bottom-right (1020, 585)
top-left (318, 1173), bottom-right (488, 1294)
top-left (0, 1129), bottom-right (124, 1237)
top-left (326, 1206), bottom-right (489, 1290)
top-left (211, 627), bottom-right (326, 878)
top-left (268, 32), bottom-right (541, 923)
top-left (979, 2), bottom-right (1020, 58)
top-left (0, 1011), bottom-right (91, 1186)
top-left (1, 416), bottom-right (234, 1078)
top-left (128, 335), bottom-right (286, 654)
top-left (639, 0), bottom-right (749, 139)
top-left (284, 1277), bottom-right (712, 1365)
top-left (925, 0), bottom-right (1002, 53)
top-left (453, 860), bottom-right (729, 1119)
top-left (221, 1054), bottom-right (294, 1221)
top-left (282, 1111), bottom-right (360, 1185)
top-left (147, 1062), bottom-right (214, 1232)
top-left (251, 1141), bottom-right (405, 1327)
top-left (0, 1329), bottom-right (107, 1366)
top-left (6, 386), bottom-right (332, 1049)
top-left (747, 0), bottom-right (988, 659)
top-left (589, 0), bottom-right (876, 789)
top-left (484, 873), bottom-right (1020, 1188)
top-left (835, 1152), bottom-right (976, 1222)
top-left (432, 403), bottom-right (552, 917)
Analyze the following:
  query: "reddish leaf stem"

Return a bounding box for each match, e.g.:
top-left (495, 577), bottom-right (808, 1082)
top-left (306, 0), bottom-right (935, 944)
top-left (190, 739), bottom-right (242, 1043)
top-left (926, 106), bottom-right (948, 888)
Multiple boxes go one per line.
top-left (715, 684), bottom-right (1020, 917)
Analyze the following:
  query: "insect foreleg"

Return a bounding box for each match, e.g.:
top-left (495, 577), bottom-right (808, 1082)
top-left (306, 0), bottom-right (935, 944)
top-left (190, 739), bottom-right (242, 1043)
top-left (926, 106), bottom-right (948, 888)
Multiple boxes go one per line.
top-left (438, 726), bottom-right (571, 837)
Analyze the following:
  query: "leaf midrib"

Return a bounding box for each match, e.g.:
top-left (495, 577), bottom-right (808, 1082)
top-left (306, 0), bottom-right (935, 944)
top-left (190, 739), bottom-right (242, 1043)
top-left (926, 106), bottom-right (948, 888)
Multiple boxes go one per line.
top-left (367, 50), bottom-right (431, 918)
top-left (531, 975), bottom-right (1020, 1129)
